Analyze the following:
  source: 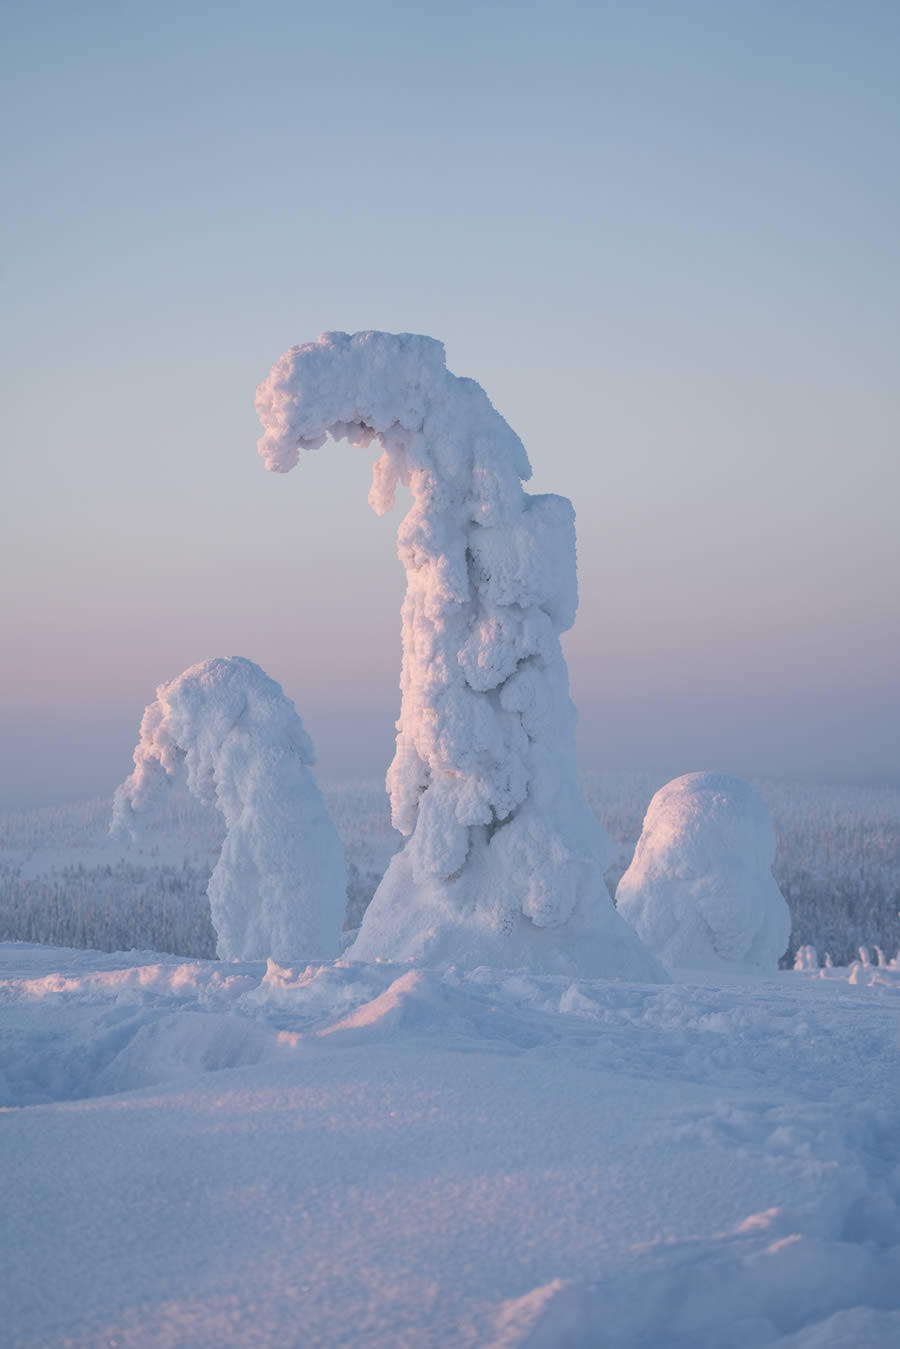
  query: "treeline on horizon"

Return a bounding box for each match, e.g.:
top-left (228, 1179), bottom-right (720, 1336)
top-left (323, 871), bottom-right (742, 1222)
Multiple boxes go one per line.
top-left (1, 776), bottom-right (898, 969)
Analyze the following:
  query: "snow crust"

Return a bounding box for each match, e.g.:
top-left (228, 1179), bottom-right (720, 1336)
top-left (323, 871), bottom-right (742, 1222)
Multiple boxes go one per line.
top-left (111, 657), bottom-right (346, 962)
top-left (616, 772), bottom-right (792, 972)
top-left (4, 939), bottom-right (900, 1347)
top-left (256, 331), bottom-right (662, 980)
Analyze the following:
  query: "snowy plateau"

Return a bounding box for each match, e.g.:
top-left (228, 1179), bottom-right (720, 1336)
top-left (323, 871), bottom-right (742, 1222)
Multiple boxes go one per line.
top-left (2, 782), bottom-right (900, 1349)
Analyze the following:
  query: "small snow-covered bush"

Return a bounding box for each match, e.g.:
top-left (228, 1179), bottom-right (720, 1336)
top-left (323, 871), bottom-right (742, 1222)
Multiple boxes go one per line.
top-left (616, 772), bottom-right (791, 973)
top-left (793, 943), bottom-right (819, 971)
top-left (112, 657), bottom-right (346, 963)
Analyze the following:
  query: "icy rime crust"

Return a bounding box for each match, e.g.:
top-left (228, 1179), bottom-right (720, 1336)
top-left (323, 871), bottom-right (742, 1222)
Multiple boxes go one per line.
top-left (256, 331), bottom-right (664, 979)
top-left (616, 773), bottom-right (792, 973)
top-left (111, 658), bottom-right (346, 963)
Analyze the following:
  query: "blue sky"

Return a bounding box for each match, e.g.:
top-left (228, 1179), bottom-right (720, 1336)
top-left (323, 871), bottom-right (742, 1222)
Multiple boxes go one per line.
top-left (2, 1), bottom-right (899, 804)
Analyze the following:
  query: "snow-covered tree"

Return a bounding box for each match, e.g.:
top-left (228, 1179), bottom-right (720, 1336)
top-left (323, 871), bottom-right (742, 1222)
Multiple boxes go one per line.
top-left (255, 331), bottom-right (663, 979)
top-left (111, 657), bottom-right (346, 962)
top-left (616, 772), bottom-right (791, 973)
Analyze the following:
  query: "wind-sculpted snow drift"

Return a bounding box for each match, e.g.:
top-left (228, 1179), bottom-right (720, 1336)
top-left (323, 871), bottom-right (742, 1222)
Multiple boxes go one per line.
top-left (616, 772), bottom-right (792, 973)
top-left (111, 658), bottom-right (346, 962)
top-left (256, 331), bottom-right (663, 980)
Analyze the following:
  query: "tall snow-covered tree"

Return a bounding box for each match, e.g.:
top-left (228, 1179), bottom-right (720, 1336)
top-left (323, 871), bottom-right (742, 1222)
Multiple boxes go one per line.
top-left (112, 657), bottom-right (346, 962)
top-left (256, 331), bottom-right (663, 980)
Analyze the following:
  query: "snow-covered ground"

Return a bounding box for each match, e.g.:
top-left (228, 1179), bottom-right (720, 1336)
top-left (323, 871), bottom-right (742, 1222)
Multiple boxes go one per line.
top-left (3, 774), bottom-right (900, 1344)
top-left (3, 939), bottom-right (900, 1347)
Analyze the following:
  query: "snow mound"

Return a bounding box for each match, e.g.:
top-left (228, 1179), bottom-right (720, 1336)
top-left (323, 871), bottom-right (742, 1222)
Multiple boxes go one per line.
top-left (616, 772), bottom-right (791, 973)
top-left (319, 969), bottom-right (479, 1040)
top-left (3, 959), bottom-right (256, 1004)
top-left (111, 657), bottom-right (346, 963)
top-left (256, 332), bottom-right (664, 982)
top-left (488, 1279), bottom-right (584, 1348)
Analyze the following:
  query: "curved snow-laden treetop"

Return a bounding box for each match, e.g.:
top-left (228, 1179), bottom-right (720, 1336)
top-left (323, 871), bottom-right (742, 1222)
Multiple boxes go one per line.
top-left (256, 332), bottom-right (663, 979)
top-left (111, 657), bottom-right (347, 963)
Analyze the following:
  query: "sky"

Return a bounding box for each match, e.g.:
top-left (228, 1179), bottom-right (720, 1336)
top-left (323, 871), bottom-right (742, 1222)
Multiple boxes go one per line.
top-left (2, 0), bottom-right (899, 807)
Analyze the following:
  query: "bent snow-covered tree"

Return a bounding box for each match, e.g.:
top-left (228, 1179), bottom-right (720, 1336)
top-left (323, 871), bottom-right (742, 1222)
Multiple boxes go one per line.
top-left (111, 657), bottom-right (347, 962)
top-left (255, 331), bottom-right (663, 980)
top-left (616, 772), bottom-right (792, 973)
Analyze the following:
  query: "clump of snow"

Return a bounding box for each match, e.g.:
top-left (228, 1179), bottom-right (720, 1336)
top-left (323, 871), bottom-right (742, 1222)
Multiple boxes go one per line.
top-left (616, 772), bottom-right (791, 973)
top-left (111, 657), bottom-right (346, 962)
top-left (255, 332), bottom-right (663, 981)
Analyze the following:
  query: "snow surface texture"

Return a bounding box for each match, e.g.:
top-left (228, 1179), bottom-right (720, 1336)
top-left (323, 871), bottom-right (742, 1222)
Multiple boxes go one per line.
top-left (617, 772), bottom-right (792, 973)
top-left (256, 331), bottom-right (662, 980)
top-left (4, 940), bottom-right (900, 1347)
top-left (111, 658), bottom-right (346, 962)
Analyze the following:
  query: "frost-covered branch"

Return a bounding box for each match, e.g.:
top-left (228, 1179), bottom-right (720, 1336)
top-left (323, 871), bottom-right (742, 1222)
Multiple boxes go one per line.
top-left (112, 657), bottom-right (346, 962)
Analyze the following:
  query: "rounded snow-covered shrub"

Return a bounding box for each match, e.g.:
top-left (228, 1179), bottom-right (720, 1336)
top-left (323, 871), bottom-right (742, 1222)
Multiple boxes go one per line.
top-left (255, 331), bottom-right (665, 981)
top-left (112, 657), bottom-right (347, 963)
top-left (615, 772), bottom-right (791, 973)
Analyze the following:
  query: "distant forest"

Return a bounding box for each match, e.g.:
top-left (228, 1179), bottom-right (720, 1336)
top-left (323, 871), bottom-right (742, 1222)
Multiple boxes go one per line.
top-left (2, 776), bottom-right (898, 969)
